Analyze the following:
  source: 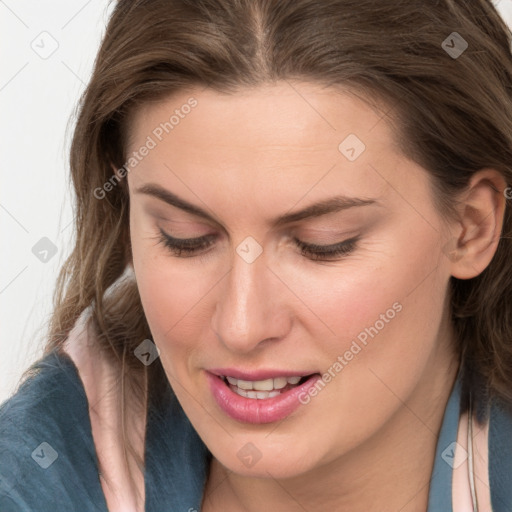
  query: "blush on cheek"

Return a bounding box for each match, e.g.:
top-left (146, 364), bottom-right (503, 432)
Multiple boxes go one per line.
top-left (300, 268), bottom-right (396, 347)
top-left (134, 261), bottom-right (209, 348)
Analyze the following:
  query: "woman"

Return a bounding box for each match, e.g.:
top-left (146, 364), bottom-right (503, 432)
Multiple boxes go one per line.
top-left (1, 0), bottom-right (512, 510)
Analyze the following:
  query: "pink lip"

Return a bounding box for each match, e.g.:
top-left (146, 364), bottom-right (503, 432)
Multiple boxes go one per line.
top-left (208, 367), bottom-right (315, 380)
top-left (206, 371), bottom-right (321, 424)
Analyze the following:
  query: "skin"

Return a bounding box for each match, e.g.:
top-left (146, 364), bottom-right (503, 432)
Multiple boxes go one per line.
top-left (122, 81), bottom-right (506, 512)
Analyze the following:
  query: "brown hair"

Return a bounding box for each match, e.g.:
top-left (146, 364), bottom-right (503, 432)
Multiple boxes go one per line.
top-left (35, 0), bottom-right (512, 477)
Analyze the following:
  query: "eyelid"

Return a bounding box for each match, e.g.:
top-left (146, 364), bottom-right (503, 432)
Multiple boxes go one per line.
top-left (158, 224), bottom-right (356, 242)
top-left (156, 227), bottom-right (359, 261)
top-left (292, 235), bottom-right (359, 251)
top-left (157, 227), bottom-right (216, 245)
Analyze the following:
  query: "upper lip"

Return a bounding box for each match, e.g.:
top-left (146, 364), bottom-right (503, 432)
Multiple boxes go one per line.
top-left (208, 368), bottom-right (318, 380)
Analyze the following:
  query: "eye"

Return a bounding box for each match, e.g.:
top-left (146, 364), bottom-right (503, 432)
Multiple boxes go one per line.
top-left (292, 236), bottom-right (359, 261)
top-left (155, 228), bottom-right (216, 257)
top-left (155, 228), bottom-right (359, 261)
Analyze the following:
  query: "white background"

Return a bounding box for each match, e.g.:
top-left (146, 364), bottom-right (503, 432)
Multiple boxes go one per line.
top-left (1, 0), bottom-right (512, 403)
top-left (1, 0), bottom-right (115, 401)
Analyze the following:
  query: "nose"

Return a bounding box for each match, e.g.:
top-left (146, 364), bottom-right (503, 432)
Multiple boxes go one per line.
top-left (210, 241), bottom-right (291, 354)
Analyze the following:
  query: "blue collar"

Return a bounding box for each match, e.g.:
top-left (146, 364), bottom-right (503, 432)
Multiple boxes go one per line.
top-left (144, 383), bottom-right (211, 511)
top-left (426, 371), bottom-right (463, 512)
top-left (426, 367), bottom-right (512, 512)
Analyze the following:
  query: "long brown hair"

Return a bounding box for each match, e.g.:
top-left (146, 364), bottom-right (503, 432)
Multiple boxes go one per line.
top-left (31, 0), bottom-right (512, 476)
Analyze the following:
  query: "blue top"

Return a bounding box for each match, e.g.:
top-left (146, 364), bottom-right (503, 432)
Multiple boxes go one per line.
top-left (0, 348), bottom-right (510, 511)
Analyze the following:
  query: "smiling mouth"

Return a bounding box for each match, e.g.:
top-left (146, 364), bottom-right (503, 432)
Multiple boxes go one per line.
top-left (220, 374), bottom-right (317, 399)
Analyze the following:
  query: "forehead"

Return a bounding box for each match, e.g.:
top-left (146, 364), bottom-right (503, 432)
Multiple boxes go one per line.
top-left (123, 82), bottom-right (425, 217)
top-left (126, 82), bottom-right (393, 154)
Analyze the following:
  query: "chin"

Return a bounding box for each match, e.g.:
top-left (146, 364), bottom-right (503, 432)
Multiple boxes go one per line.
top-left (211, 436), bottom-right (321, 479)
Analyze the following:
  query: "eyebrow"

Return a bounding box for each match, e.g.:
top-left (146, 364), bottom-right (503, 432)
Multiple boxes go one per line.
top-left (134, 183), bottom-right (378, 228)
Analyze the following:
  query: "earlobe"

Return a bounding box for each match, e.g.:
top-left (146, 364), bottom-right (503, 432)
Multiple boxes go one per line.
top-left (447, 169), bottom-right (507, 280)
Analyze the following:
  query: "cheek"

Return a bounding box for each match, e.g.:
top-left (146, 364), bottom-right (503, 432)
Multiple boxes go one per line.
top-left (133, 256), bottom-right (212, 343)
top-left (315, 231), bottom-right (449, 412)
top-left (286, 232), bottom-right (450, 451)
top-left (287, 222), bottom-right (448, 371)
top-left (130, 217), bottom-right (220, 376)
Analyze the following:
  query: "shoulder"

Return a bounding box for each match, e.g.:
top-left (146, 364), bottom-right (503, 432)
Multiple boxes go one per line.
top-left (488, 394), bottom-right (512, 463)
top-left (0, 349), bottom-right (86, 464)
top-left (0, 349), bottom-right (107, 511)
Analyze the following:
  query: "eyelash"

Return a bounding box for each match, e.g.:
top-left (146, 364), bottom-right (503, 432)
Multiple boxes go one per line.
top-left (155, 228), bottom-right (359, 261)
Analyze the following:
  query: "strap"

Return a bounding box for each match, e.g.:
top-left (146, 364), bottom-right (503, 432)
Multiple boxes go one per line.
top-left (452, 399), bottom-right (492, 511)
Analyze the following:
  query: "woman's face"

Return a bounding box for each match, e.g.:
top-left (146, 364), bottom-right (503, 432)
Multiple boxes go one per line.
top-left (126, 82), bottom-right (458, 478)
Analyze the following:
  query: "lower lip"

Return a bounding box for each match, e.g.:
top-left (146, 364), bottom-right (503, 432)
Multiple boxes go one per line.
top-left (206, 372), bottom-right (321, 424)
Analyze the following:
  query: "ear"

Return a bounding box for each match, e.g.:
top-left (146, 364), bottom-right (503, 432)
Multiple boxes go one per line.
top-left (445, 169), bottom-right (507, 280)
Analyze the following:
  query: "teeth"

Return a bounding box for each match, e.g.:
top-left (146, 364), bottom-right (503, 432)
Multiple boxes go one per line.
top-left (253, 378), bottom-right (274, 391)
top-left (231, 387), bottom-right (283, 399)
top-left (273, 377), bottom-right (288, 389)
top-left (223, 375), bottom-right (306, 397)
top-left (238, 380), bottom-right (253, 390)
top-left (235, 387), bottom-right (248, 398)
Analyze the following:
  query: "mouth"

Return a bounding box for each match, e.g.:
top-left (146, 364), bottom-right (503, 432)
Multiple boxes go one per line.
top-left (221, 374), bottom-right (315, 399)
top-left (207, 371), bottom-right (322, 424)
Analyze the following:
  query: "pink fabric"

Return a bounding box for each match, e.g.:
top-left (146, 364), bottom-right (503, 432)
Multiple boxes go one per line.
top-left (62, 307), bottom-right (146, 512)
